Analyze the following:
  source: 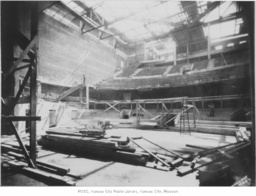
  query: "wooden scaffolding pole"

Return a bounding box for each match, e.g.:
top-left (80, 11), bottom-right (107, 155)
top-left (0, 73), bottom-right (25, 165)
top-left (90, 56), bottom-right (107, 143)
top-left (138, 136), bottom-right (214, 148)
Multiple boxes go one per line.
top-left (29, 2), bottom-right (38, 166)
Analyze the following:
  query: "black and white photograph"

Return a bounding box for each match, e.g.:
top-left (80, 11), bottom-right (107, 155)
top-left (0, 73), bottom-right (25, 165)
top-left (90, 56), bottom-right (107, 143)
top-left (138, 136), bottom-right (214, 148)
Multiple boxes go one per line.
top-left (0, 0), bottom-right (255, 191)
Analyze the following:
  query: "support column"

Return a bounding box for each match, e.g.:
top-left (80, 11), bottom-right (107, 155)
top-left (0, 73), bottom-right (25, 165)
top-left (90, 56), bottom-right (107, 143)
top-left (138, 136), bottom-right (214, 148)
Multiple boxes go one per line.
top-left (14, 72), bottom-right (20, 116)
top-left (86, 82), bottom-right (89, 109)
top-left (186, 43), bottom-right (190, 64)
top-left (29, 2), bottom-right (38, 167)
top-left (37, 81), bottom-right (41, 99)
top-left (79, 87), bottom-right (83, 103)
top-left (207, 23), bottom-right (211, 60)
top-left (173, 44), bottom-right (177, 66)
top-left (14, 72), bottom-right (20, 130)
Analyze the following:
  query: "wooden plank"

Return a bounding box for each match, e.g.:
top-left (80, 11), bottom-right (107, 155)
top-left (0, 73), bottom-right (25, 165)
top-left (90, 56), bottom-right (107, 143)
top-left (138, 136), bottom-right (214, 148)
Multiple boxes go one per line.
top-left (46, 130), bottom-right (84, 137)
top-left (36, 160), bottom-right (70, 174)
top-left (143, 137), bottom-right (183, 158)
top-left (7, 151), bottom-right (24, 159)
top-left (2, 116), bottom-right (41, 121)
top-left (7, 160), bottom-right (27, 168)
top-left (128, 137), bottom-right (170, 168)
top-left (6, 151), bottom-right (70, 175)
top-left (43, 134), bottom-right (118, 148)
top-left (23, 167), bottom-right (75, 186)
top-left (57, 84), bottom-right (82, 101)
top-left (1, 144), bottom-right (23, 154)
top-left (186, 144), bottom-right (210, 150)
top-left (177, 142), bottom-right (250, 176)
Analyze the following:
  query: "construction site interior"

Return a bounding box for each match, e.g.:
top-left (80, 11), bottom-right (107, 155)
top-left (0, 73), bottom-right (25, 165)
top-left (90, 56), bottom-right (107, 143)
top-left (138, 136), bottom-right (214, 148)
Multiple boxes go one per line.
top-left (1, 1), bottom-right (255, 187)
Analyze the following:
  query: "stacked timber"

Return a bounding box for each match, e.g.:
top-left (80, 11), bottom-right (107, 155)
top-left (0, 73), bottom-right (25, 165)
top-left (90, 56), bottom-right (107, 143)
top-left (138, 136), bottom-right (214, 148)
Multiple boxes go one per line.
top-left (1, 144), bottom-right (76, 186)
top-left (38, 128), bottom-right (149, 166)
top-left (177, 141), bottom-right (251, 179)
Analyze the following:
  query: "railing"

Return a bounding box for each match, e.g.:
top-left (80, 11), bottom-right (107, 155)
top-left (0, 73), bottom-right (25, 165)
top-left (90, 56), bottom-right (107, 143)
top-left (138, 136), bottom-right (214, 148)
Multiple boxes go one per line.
top-left (97, 64), bottom-right (250, 90)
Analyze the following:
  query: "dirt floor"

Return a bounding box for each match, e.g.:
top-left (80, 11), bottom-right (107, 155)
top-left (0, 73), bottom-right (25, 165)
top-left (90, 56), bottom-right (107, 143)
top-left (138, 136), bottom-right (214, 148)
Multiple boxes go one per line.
top-left (1, 128), bottom-right (237, 186)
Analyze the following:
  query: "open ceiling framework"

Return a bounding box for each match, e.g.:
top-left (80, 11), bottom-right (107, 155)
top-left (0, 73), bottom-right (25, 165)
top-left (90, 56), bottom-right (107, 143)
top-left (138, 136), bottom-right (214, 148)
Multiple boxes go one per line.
top-left (44, 1), bottom-right (246, 57)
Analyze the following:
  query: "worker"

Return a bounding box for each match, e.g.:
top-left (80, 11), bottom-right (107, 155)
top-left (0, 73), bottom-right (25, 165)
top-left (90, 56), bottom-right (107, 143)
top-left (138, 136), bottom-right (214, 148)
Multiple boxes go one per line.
top-left (208, 102), bottom-right (215, 117)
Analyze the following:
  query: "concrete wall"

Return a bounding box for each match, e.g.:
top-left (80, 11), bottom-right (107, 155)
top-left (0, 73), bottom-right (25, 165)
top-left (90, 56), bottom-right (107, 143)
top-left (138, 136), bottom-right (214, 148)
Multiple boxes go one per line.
top-left (11, 2), bottom-right (123, 87)
top-left (38, 13), bottom-right (122, 87)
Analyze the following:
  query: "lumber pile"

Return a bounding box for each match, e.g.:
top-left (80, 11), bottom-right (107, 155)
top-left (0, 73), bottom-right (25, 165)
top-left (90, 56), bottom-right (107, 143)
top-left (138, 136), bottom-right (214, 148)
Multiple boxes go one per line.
top-left (38, 128), bottom-right (149, 166)
top-left (1, 146), bottom-right (76, 186)
top-left (177, 141), bottom-right (251, 179)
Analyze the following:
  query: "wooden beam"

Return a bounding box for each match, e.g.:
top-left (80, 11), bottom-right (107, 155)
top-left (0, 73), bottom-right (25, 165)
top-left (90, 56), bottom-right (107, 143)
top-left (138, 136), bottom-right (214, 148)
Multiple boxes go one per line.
top-left (8, 122), bottom-right (35, 168)
top-left (104, 102), bottom-right (120, 112)
top-left (8, 67), bottom-right (32, 113)
top-left (57, 84), bottom-right (82, 101)
top-left (5, 36), bottom-right (38, 79)
top-left (143, 137), bottom-right (183, 158)
top-left (12, 64), bottom-right (30, 73)
top-left (2, 116), bottom-right (41, 121)
top-left (30, 2), bottom-right (39, 166)
top-left (128, 137), bottom-right (171, 168)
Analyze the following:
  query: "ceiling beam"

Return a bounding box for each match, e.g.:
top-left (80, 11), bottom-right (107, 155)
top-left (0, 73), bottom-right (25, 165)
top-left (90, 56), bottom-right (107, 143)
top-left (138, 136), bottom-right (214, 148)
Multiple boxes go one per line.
top-left (58, 2), bottom-right (94, 29)
top-left (81, 1), bottom-right (168, 35)
top-left (100, 1), bottom-right (220, 42)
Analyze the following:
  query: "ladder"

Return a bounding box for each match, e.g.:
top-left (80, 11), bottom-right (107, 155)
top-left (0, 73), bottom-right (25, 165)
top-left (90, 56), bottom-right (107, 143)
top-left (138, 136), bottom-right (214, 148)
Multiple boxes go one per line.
top-left (180, 99), bottom-right (191, 135)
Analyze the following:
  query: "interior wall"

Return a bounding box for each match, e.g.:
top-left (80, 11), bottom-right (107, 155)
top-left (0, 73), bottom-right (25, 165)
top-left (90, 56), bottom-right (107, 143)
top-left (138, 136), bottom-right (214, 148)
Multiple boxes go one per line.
top-left (9, 1), bottom-right (123, 88)
top-left (38, 11), bottom-right (123, 87)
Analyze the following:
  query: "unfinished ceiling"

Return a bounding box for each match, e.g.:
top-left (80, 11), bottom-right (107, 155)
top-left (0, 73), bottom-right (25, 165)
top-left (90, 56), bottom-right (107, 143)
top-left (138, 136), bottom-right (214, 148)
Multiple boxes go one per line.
top-left (43, 1), bottom-right (245, 57)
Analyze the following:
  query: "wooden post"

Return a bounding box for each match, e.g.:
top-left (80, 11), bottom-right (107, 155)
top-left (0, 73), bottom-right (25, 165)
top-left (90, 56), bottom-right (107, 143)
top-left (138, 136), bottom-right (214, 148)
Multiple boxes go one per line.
top-left (14, 72), bottom-right (20, 118)
top-left (156, 100), bottom-right (159, 112)
top-left (29, 2), bottom-right (38, 167)
top-left (193, 101), bottom-right (196, 128)
top-left (136, 101), bottom-right (139, 128)
top-left (79, 87), bottom-right (83, 103)
top-left (37, 81), bottom-right (41, 99)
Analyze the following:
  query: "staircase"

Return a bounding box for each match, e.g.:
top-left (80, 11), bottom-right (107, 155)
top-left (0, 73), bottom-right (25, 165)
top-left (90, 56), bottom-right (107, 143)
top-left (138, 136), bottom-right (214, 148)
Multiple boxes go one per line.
top-left (163, 66), bottom-right (173, 75)
top-left (130, 68), bottom-right (142, 77)
top-left (57, 84), bottom-right (82, 102)
top-left (207, 59), bottom-right (215, 69)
